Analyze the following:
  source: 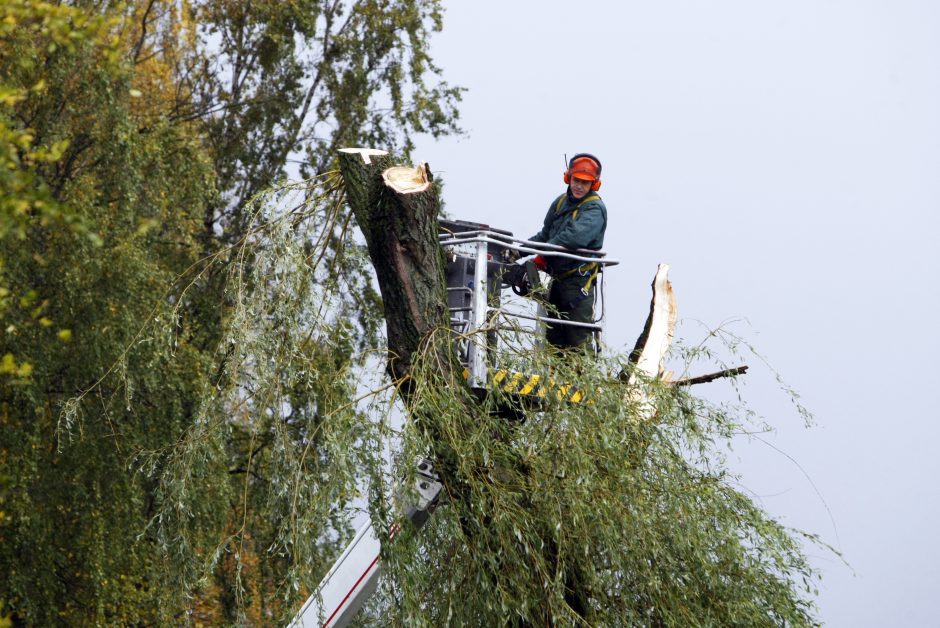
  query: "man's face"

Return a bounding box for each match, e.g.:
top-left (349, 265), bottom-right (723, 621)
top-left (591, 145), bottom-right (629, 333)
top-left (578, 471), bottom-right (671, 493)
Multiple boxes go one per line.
top-left (569, 176), bottom-right (593, 199)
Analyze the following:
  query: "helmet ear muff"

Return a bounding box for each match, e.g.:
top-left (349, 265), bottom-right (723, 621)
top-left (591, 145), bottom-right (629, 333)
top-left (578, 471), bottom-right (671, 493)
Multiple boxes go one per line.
top-left (564, 153), bottom-right (602, 190)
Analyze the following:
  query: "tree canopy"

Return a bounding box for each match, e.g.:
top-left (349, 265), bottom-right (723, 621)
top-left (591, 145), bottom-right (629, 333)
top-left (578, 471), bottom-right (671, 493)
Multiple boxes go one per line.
top-left (0, 1), bottom-right (460, 624)
top-left (0, 1), bottom-right (825, 626)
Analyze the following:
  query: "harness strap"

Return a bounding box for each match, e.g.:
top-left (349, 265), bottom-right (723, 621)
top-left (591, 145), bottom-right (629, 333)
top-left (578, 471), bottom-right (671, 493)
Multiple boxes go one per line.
top-left (554, 193), bottom-right (600, 220)
top-left (554, 261), bottom-right (598, 281)
top-left (581, 263), bottom-right (601, 293)
top-left (556, 262), bottom-right (601, 310)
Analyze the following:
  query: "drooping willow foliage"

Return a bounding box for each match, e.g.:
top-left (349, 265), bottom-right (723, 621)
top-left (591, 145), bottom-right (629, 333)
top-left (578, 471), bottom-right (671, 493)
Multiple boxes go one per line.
top-left (46, 175), bottom-right (390, 623)
top-left (1, 1), bottom-right (462, 622)
top-left (358, 337), bottom-right (824, 627)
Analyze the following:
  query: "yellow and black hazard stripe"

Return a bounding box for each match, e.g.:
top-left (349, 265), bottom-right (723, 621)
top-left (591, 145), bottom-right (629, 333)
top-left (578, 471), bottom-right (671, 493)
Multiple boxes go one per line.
top-left (464, 368), bottom-right (591, 404)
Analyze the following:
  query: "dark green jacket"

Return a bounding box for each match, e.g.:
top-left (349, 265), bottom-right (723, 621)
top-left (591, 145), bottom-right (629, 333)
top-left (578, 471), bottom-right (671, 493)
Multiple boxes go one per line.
top-left (529, 192), bottom-right (607, 274)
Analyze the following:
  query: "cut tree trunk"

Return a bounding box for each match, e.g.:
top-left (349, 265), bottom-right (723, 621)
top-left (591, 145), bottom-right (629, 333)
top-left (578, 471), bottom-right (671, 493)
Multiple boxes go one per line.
top-left (337, 148), bottom-right (451, 384)
top-left (337, 147), bottom-right (472, 500)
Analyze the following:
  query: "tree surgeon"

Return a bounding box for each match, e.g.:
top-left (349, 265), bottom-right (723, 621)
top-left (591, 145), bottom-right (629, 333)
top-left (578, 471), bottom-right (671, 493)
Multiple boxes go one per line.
top-left (529, 153), bottom-right (608, 352)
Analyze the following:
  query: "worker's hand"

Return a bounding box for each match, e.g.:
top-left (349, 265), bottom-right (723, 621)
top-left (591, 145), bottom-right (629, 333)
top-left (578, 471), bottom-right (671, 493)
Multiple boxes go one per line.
top-left (533, 255), bottom-right (548, 271)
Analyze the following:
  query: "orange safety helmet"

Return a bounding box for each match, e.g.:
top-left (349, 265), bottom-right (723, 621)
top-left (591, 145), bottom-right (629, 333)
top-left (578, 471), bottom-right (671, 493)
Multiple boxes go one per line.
top-left (563, 153), bottom-right (603, 191)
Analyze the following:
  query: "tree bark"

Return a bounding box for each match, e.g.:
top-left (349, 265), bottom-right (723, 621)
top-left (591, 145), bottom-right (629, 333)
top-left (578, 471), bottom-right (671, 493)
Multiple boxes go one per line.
top-left (337, 148), bottom-right (450, 384)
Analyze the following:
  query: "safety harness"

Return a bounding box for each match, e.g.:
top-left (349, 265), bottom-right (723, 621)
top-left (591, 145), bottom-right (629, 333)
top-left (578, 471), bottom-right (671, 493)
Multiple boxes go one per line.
top-left (553, 192), bottom-right (600, 220)
top-left (549, 193), bottom-right (602, 308)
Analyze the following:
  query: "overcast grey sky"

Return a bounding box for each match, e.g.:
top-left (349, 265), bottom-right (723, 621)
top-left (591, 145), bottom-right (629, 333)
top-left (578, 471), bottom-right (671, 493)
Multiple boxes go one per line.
top-left (411, 1), bottom-right (940, 625)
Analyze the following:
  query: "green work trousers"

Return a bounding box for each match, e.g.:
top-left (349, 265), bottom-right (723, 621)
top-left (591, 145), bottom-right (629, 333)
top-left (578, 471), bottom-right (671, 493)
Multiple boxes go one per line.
top-left (545, 274), bottom-right (596, 351)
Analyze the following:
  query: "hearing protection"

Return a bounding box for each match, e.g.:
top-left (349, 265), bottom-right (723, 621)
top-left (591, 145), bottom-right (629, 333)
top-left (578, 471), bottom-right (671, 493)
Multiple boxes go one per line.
top-left (563, 153), bottom-right (603, 191)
